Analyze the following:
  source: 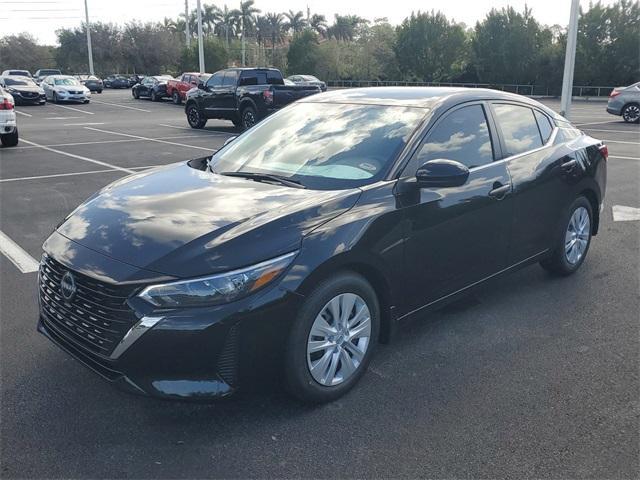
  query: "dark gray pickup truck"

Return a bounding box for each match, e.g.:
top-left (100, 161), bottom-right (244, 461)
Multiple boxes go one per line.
top-left (184, 67), bottom-right (320, 130)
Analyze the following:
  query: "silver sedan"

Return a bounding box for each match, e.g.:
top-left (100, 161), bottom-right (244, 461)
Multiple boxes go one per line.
top-left (41, 75), bottom-right (92, 104)
top-left (606, 81), bottom-right (640, 123)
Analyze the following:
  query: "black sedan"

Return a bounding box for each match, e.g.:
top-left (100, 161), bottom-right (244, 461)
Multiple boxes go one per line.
top-left (131, 75), bottom-right (173, 101)
top-left (37, 88), bottom-right (607, 403)
top-left (103, 75), bottom-right (130, 89)
top-left (0, 75), bottom-right (46, 105)
top-left (75, 74), bottom-right (103, 93)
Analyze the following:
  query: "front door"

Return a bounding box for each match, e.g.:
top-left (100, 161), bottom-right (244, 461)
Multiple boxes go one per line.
top-left (398, 103), bottom-right (513, 315)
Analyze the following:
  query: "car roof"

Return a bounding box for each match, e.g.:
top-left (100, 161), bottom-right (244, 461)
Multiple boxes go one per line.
top-left (47, 75), bottom-right (76, 79)
top-left (300, 87), bottom-right (560, 117)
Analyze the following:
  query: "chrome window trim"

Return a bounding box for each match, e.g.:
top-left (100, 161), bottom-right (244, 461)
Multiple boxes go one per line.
top-left (468, 126), bottom-right (559, 173)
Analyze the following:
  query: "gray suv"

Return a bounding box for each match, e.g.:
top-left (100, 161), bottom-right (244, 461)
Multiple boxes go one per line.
top-left (606, 82), bottom-right (640, 123)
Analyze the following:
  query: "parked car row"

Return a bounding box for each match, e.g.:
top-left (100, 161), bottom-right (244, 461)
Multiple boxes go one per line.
top-left (0, 86), bottom-right (18, 146)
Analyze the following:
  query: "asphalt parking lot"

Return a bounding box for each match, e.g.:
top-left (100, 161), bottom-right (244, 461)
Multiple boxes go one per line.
top-left (1, 90), bottom-right (638, 478)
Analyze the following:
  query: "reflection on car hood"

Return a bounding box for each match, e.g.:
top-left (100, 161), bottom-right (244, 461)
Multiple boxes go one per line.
top-left (54, 85), bottom-right (86, 92)
top-left (7, 86), bottom-right (42, 93)
top-left (56, 161), bottom-right (361, 277)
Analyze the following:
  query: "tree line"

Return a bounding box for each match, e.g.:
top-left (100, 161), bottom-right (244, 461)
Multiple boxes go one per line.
top-left (1, 0), bottom-right (638, 91)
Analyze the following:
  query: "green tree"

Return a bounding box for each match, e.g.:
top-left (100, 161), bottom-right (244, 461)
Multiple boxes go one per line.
top-left (287, 30), bottom-right (320, 74)
top-left (395, 11), bottom-right (469, 82)
top-left (181, 37), bottom-right (228, 73)
top-left (0, 34), bottom-right (55, 73)
top-left (284, 10), bottom-right (307, 34)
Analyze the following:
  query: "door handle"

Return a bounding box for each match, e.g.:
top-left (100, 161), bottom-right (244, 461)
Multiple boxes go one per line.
top-left (562, 159), bottom-right (577, 170)
top-left (488, 183), bottom-right (511, 200)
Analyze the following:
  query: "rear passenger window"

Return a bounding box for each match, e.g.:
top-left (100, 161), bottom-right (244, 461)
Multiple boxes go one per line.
top-left (266, 71), bottom-right (283, 85)
top-left (493, 104), bottom-right (543, 156)
top-left (534, 110), bottom-right (554, 143)
top-left (415, 104), bottom-right (494, 169)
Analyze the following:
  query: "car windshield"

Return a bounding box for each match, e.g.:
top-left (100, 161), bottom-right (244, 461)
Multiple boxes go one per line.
top-left (54, 78), bottom-right (79, 86)
top-left (4, 77), bottom-right (35, 86)
top-left (209, 102), bottom-right (427, 190)
top-left (302, 75), bottom-right (319, 81)
top-left (9, 71), bottom-right (30, 76)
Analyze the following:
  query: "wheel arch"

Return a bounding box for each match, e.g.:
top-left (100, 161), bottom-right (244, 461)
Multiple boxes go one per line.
top-left (238, 97), bottom-right (257, 114)
top-left (294, 255), bottom-right (396, 344)
top-left (579, 188), bottom-right (600, 235)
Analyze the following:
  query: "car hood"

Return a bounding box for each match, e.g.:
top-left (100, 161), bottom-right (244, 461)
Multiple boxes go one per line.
top-left (8, 85), bottom-right (42, 93)
top-left (55, 161), bottom-right (361, 277)
top-left (54, 85), bottom-right (86, 92)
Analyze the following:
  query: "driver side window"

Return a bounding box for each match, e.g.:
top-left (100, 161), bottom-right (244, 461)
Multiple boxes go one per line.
top-left (413, 104), bottom-right (494, 171)
top-left (207, 73), bottom-right (224, 88)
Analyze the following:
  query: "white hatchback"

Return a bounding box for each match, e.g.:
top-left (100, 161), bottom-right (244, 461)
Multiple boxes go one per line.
top-left (41, 75), bottom-right (91, 103)
top-left (0, 87), bottom-right (18, 147)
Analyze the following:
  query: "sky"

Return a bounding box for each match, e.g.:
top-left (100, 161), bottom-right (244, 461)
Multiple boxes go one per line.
top-left (2, 0), bottom-right (621, 45)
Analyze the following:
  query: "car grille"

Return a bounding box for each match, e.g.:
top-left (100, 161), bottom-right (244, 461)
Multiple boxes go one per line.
top-left (21, 91), bottom-right (38, 97)
top-left (39, 255), bottom-right (139, 357)
top-left (68, 90), bottom-right (82, 94)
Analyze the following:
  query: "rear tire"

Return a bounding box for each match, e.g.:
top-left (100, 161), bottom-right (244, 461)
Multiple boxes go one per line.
top-left (150, 90), bottom-right (158, 102)
top-left (172, 91), bottom-right (181, 105)
top-left (240, 105), bottom-right (257, 130)
top-left (97, 89), bottom-right (102, 94)
top-left (186, 104), bottom-right (207, 129)
top-left (284, 272), bottom-right (379, 403)
top-left (540, 196), bottom-right (593, 276)
top-left (621, 103), bottom-right (640, 123)
top-left (1, 128), bottom-right (19, 147)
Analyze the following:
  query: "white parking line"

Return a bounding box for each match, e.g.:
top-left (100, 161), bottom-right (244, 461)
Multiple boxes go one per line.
top-left (63, 122), bottom-right (106, 126)
top-left (609, 155), bottom-right (640, 161)
top-left (46, 117), bottom-right (82, 120)
top-left (158, 123), bottom-right (230, 135)
top-left (51, 104), bottom-right (94, 115)
top-left (9, 134), bottom-right (216, 150)
top-left (0, 230), bottom-right (39, 273)
top-left (90, 99), bottom-right (151, 112)
top-left (575, 120), bottom-right (621, 127)
top-left (600, 139), bottom-right (640, 145)
top-left (0, 165), bottom-right (161, 183)
top-left (20, 138), bottom-right (136, 174)
top-left (581, 128), bottom-right (640, 134)
top-left (84, 127), bottom-right (215, 152)
top-left (14, 110), bottom-right (32, 117)
top-left (612, 205), bottom-right (640, 221)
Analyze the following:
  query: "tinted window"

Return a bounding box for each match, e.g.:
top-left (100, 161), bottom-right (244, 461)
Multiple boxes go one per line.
top-left (207, 72), bottom-right (224, 87)
top-left (534, 110), bottom-right (553, 143)
top-left (4, 77), bottom-right (35, 86)
top-left (266, 70), bottom-right (283, 85)
top-left (239, 71), bottom-right (267, 86)
top-left (493, 104), bottom-right (543, 156)
top-left (222, 71), bottom-right (238, 86)
top-left (415, 104), bottom-right (494, 169)
top-left (210, 103), bottom-right (427, 190)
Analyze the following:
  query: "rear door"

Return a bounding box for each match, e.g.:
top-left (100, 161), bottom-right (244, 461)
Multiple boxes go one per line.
top-left (399, 102), bottom-right (513, 313)
top-left (490, 102), bottom-right (569, 264)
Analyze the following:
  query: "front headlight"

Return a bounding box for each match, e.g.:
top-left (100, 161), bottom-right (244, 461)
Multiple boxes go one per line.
top-left (138, 251), bottom-right (297, 308)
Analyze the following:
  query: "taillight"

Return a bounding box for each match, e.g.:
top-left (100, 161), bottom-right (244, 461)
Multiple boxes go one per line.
top-left (599, 144), bottom-right (608, 160)
top-left (263, 89), bottom-right (273, 105)
top-left (0, 98), bottom-right (14, 110)
top-left (609, 90), bottom-right (620, 98)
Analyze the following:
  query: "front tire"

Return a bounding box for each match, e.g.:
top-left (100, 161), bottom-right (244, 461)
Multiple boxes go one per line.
top-left (132, 89), bottom-right (139, 99)
top-left (284, 272), bottom-right (379, 403)
top-left (186, 104), bottom-right (207, 129)
top-left (172, 91), bottom-right (181, 105)
top-left (52, 92), bottom-right (58, 103)
top-left (1, 128), bottom-right (19, 147)
top-left (150, 90), bottom-right (158, 102)
top-left (621, 103), bottom-right (640, 123)
top-left (540, 196), bottom-right (593, 276)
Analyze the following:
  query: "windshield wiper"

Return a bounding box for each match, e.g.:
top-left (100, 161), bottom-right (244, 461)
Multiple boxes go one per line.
top-left (220, 171), bottom-right (306, 189)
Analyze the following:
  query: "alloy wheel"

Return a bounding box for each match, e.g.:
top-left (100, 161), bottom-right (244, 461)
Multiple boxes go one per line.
top-left (622, 105), bottom-right (640, 123)
top-left (306, 293), bottom-right (371, 387)
top-left (565, 206), bottom-right (590, 265)
top-left (243, 110), bottom-right (256, 129)
top-left (187, 107), bottom-right (200, 126)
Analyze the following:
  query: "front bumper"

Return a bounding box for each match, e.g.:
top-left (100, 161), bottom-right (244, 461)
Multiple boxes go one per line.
top-left (55, 92), bottom-right (91, 102)
top-left (37, 245), bottom-right (300, 400)
top-left (9, 91), bottom-right (45, 104)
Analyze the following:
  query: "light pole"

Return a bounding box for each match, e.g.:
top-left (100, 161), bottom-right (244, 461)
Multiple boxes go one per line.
top-left (84, 0), bottom-right (94, 75)
top-left (240, 1), bottom-right (245, 66)
top-left (196, 0), bottom-right (205, 72)
top-left (185, 0), bottom-right (190, 48)
top-left (560, 0), bottom-right (580, 119)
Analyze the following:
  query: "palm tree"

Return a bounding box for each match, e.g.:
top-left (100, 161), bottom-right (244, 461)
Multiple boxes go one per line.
top-left (202, 4), bottom-right (221, 35)
top-left (216, 5), bottom-right (239, 48)
top-left (284, 10), bottom-right (306, 35)
top-left (327, 14), bottom-right (368, 41)
top-left (238, 0), bottom-right (261, 65)
top-left (254, 14), bottom-right (270, 64)
top-left (266, 12), bottom-right (285, 63)
top-left (309, 13), bottom-right (328, 38)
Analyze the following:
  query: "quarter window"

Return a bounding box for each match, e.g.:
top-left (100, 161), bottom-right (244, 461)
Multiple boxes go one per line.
top-left (493, 104), bottom-right (543, 156)
top-left (415, 104), bottom-right (494, 169)
top-left (534, 110), bottom-right (554, 143)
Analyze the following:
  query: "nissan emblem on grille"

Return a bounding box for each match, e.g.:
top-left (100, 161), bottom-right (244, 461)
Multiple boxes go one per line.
top-left (60, 272), bottom-right (76, 301)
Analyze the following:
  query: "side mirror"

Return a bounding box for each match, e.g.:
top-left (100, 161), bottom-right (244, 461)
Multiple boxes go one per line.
top-left (197, 82), bottom-right (206, 90)
top-left (222, 136), bottom-right (237, 147)
top-left (415, 159), bottom-right (469, 188)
